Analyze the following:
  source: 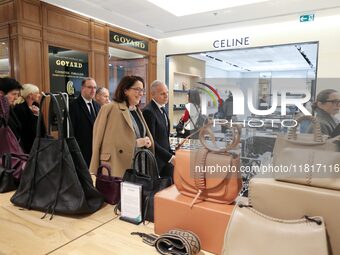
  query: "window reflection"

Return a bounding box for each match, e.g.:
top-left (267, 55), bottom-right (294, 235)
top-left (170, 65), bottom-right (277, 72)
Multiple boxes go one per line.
top-left (0, 40), bottom-right (10, 77)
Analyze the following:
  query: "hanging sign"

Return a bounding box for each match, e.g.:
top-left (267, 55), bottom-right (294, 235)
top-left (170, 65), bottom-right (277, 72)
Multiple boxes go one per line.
top-left (109, 31), bottom-right (148, 52)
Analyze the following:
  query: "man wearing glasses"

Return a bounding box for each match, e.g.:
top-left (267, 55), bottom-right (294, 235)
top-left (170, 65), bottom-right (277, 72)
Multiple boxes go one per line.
top-left (309, 89), bottom-right (340, 136)
top-left (70, 77), bottom-right (100, 166)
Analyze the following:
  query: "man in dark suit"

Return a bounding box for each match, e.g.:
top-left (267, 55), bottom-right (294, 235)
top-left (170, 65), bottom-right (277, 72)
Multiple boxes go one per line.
top-left (69, 77), bottom-right (100, 167)
top-left (143, 80), bottom-right (174, 179)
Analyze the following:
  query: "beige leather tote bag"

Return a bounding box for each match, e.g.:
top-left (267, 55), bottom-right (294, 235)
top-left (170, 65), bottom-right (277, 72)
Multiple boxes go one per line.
top-left (222, 202), bottom-right (329, 255)
top-left (273, 115), bottom-right (340, 190)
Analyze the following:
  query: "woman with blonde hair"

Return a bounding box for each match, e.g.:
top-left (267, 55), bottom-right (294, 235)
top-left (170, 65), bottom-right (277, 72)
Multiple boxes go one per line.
top-left (13, 83), bottom-right (46, 153)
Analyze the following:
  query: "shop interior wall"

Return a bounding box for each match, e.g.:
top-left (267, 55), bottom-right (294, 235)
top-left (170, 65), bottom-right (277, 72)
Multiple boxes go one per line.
top-left (168, 55), bottom-right (205, 128)
top-left (0, 0), bottom-right (157, 97)
top-left (157, 7), bottom-right (340, 92)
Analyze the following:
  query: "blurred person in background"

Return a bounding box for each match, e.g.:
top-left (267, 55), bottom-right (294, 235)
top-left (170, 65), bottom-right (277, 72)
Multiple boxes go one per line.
top-left (13, 83), bottom-right (46, 153)
top-left (176, 89), bottom-right (202, 138)
top-left (69, 77), bottom-right (100, 166)
top-left (0, 77), bottom-right (23, 141)
top-left (143, 80), bottom-right (174, 179)
top-left (95, 87), bottom-right (111, 106)
top-left (308, 89), bottom-right (340, 136)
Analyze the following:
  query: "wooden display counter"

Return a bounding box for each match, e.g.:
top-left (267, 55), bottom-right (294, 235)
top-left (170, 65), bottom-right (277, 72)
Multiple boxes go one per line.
top-left (0, 192), bottom-right (213, 254)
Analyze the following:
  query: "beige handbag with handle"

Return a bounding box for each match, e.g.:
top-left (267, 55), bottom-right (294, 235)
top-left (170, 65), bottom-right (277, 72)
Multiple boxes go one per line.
top-left (273, 115), bottom-right (340, 190)
top-left (222, 202), bottom-right (329, 255)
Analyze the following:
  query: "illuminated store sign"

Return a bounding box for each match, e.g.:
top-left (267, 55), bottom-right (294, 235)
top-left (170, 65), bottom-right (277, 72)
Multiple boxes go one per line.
top-left (109, 31), bottom-right (148, 52)
top-left (48, 46), bottom-right (88, 97)
top-left (213, 36), bottom-right (250, 49)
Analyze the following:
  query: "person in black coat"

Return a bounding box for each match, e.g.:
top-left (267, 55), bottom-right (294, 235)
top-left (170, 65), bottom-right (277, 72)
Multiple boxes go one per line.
top-left (0, 77), bottom-right (23, 141)
top-left (143, 80), bottom-right (174, 179)
top-left (69, 78), bottom-right (100, 167)
top-left (13, 84), bottom-right (46, 153)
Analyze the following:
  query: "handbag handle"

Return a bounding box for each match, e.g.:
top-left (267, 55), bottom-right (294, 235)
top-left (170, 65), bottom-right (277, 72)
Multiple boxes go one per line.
top-left (0, 94), bottom-right (10, 125)
top-left (133, 149), bottom-right (160, 179)
top-left (36, 93), bottom-right (64, 140)
top-left (176, 120), bottom-right (241, 153)
top-left (199, 121), bottom-right (241, 153)
top-left (57, 92), bottom-right (75, 138)
top-left (288, 115), bottom-right (323, 142)
top-left (1, 153), bottom-right (12, 169)
top-left (97, 163), bottom-right (112, 178)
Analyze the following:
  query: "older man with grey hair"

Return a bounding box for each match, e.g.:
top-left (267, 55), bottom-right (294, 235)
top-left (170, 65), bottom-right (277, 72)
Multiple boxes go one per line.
top-left (143, 80), bottom-right (174, 179)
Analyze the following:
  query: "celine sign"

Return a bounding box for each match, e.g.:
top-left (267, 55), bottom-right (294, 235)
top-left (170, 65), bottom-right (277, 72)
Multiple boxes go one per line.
top-left (109, 31), bottom-right (148, 52)
top-left (213, 36), bottom-right (250, 49)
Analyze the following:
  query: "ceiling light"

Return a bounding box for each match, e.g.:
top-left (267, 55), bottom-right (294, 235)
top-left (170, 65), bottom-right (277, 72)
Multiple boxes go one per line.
top-left (257, 60), bottom-right (273, 63)
top-left (148, 0), bottom-right (269, 16)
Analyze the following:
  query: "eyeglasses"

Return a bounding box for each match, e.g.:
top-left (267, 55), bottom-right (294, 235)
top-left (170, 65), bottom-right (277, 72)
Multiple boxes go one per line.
top-left (324, 99), bottom-right (340, 105)
top-left (85, 86), bottom-right (97, 90)
top-left (130, 87), bottom-right (145, 93)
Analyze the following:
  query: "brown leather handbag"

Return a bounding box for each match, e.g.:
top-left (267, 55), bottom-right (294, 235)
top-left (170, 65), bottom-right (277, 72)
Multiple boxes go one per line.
top-left (174, 121), bottom-right (242, 207)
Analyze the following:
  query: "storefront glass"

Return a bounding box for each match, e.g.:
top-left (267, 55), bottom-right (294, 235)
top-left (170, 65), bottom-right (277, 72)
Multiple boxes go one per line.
top-left (108, 47), bottom-right (148, 107)
top-left (0, 40), bottom-right (10, 77)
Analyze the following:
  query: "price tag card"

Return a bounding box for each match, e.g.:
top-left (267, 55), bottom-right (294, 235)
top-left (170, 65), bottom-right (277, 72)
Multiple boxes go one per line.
top-left (119, 182), bottom-right (142, 224)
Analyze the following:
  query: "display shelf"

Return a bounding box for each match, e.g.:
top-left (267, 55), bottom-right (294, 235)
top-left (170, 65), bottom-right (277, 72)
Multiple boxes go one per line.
top-left (174, 89), bottom-right (189, 93)
top-left (173, 71), bottom-right (201, 78)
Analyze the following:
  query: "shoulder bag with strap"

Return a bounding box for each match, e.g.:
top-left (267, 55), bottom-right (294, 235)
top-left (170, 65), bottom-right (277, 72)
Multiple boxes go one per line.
top-left (174, 121), bottom-right (242, 207)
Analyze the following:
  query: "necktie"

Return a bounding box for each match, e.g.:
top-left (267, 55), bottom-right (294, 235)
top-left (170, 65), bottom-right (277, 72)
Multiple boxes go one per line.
top-left (88, 102), bottom-right (96, 121)
top-left (160, 107), bottom-right (168, 127)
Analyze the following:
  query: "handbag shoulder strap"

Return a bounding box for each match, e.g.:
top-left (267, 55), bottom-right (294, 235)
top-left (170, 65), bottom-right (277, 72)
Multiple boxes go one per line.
top-left (0, 95), bottom-right (10, 124)
top-left (133, 149), bottom-right (160, 179)
top-left (189, 148), bottom-right (209, 207)
top-left (37, 93), bottom-right (64, 140)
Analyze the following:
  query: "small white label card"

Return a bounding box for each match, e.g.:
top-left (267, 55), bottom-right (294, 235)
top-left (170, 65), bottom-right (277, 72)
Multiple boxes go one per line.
top-left (120, 181), bottom-right (142, 224)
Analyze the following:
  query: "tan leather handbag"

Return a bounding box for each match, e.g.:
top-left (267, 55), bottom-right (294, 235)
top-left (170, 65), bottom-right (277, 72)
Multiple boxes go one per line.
top-left (273, 115), bottom-right (340, 190)
top-left (174, 121), bottom-right (242, 207)
top-left (222, 202), bottom-right (329, 255)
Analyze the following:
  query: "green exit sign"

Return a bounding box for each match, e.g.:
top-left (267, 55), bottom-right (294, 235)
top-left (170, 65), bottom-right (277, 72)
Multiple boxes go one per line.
top-left (300, 14), bottom-right (314, 22)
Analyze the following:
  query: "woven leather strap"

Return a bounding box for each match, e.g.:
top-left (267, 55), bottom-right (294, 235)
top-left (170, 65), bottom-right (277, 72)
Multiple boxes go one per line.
top-left (288, 115), bottom-right (323, 142)
top-left (131, 229), bottom-right (201, 255)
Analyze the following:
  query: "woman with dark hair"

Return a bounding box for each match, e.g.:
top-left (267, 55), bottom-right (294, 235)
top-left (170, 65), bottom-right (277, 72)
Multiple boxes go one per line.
top-left (0, 77), bottom-right (23, 140)
top-left (308, 89), bottom-right (340, 136)
top-left (177, 89), bottom-right (203, 137)
top-left (90, 75), bottom-right (154, 177)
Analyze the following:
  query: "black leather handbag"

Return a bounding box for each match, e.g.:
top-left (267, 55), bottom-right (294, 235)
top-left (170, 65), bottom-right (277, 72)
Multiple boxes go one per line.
top-left (11, 93), bottom-right (104, 218)
top-left (0, 154), bottom-right (18, 193)
top-left (122, 149), bottom-right (172, 222)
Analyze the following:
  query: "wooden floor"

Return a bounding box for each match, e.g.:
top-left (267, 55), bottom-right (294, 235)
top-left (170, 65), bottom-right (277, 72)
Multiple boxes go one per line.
top-left (0, 191), bottom-right (213, 255)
